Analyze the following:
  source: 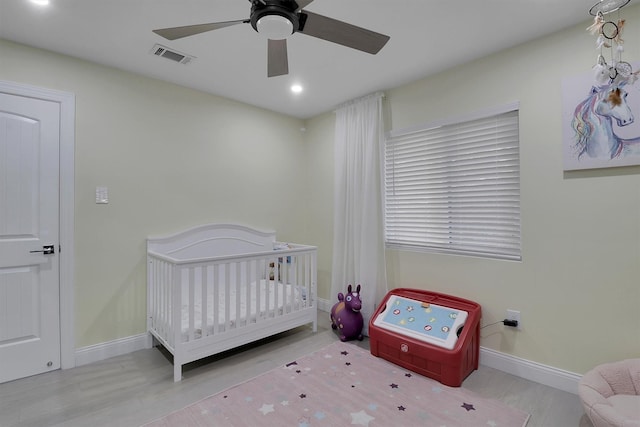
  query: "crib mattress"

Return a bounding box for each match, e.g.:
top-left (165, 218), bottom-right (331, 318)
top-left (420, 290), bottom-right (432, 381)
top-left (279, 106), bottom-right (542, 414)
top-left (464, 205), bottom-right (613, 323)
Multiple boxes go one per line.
top-left (181, 279), bottom-right (304, 340)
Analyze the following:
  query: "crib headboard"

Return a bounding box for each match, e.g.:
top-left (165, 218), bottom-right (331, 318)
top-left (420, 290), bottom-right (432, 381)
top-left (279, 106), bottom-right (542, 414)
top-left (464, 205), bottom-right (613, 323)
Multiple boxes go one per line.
top-left (147, 223), bottom-right (277, 262)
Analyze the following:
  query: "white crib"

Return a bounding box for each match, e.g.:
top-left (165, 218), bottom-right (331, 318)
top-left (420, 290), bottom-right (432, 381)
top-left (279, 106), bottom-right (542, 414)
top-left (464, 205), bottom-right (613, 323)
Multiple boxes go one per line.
top-left (147, 223), bottom-right (317, 382)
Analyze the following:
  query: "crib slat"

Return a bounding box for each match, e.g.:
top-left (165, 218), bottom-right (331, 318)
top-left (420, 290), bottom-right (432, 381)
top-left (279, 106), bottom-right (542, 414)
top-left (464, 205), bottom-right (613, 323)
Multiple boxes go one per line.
top-left (282, 258), bottom-right (287, 314)
top-left (273, 258), bottom-right (279, 319)
top-left (158, 259), bottom-right (165, 337)
top-left (162, 260), bottom-right (169, 344)
top-left (288, 256), bottom-right (293, 312)
top-left (154, 259), bottom-right (160, 338)
top-left (232, 262), bottom-right (237, 327)
top-left (172, 264), bottom-right (181, 350)
top-left (309, 252), bottom-right (314, 307)
top-left (251, 261), bottom-right (256, 323)
top-left (244, 261), bottom-right (250, 326)
top-left (291, 256), bottom-right (296, 311)
top-left (305, 252), bottom-right (311, 308)
top-left (148, 259), bottom-right (155, 333)
top-left (201, 266), bottom-right (208, 338)
top-left (187, 268), bottom-right (194, 341)
top-left (292, 255), bottom-right (299, 312)
top-left (302, 253), bottom-right (308, 310)
top-left (298, 254), bottom-right (304, 311)
top-left (290, 255), bottom-right (296, 312)
top-left (224, 262), bottom-right (230, 329)
top-left (213, 264), bottom-right (219, 334)
top-left (163, 260), bottom-right (172, 347)
top-left (154, 260), bottom-right (160, 331)
top-left (268, 257), bottom-right (275, 319)
top-left (297, 256), bottom-right (302, 310)
top-left (256, 261), bottom-right (262, 322)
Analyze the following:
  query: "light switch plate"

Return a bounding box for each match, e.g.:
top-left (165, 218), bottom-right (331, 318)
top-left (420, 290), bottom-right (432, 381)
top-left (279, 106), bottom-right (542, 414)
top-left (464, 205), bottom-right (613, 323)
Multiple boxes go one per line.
top-left (96, 186), bottom-right (108, 204)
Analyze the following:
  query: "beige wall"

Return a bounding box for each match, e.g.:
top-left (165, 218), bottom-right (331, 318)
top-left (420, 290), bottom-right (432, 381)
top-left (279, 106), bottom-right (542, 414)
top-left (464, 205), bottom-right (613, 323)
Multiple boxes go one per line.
top-left (0, 39), bottom-right (307, 347)
top-left (306, 5), bottom-right (640, 374)
top-left (303, 113), bottom-right (335, 300)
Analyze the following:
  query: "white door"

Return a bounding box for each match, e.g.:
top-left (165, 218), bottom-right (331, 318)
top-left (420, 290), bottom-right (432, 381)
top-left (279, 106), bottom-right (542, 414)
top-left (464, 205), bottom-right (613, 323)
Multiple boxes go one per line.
top-left (0, 91), bottom-right (61, 383)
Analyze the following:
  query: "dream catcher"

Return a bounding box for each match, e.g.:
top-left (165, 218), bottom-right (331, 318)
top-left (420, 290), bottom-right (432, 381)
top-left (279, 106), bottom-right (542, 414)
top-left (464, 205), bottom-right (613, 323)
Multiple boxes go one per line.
top-left (587, 0), bottom-right (634, 84)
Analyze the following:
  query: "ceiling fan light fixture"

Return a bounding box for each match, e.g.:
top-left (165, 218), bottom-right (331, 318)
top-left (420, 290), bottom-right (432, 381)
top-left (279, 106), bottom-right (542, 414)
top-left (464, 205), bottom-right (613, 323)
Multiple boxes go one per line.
top-left (256, 14), bottom-right (294, 40)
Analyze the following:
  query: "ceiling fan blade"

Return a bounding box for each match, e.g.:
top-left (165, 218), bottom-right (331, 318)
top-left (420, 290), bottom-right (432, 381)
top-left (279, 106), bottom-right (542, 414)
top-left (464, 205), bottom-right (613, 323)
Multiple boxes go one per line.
top-left (267, 39), bottom-right (289, 77)
top-left (299, 11), bottom-right (389, 54)
top-left (153, 20), bottom-right (247, 41)
top-left (294, 0), bottom-right (314, 12)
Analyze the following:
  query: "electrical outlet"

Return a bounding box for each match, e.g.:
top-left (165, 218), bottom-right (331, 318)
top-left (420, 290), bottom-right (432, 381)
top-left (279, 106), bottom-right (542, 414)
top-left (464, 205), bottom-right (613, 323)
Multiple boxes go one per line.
top-left (506, 309), bottom-right (521, 328)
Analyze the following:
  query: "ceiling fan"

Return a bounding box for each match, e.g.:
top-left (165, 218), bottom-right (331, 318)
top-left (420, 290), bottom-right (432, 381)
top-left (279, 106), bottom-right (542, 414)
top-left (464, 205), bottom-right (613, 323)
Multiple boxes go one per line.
top-left (152, 0), bottom-right (390, 77)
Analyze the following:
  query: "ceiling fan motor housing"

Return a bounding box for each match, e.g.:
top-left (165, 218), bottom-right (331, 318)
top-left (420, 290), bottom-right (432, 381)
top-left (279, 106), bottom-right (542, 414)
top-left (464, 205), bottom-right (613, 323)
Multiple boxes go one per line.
top-left (250, 0), bottom-right (304, 38)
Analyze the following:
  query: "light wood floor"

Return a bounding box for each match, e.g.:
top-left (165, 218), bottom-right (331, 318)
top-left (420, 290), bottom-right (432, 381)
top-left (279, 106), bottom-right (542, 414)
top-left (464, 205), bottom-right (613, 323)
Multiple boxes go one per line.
top-left (1, 313), bottom-right (592, 427)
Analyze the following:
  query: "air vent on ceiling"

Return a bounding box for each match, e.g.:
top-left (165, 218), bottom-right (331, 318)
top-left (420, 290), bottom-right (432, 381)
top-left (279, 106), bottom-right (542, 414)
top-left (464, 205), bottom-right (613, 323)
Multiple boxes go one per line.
top-left (151, 44), bottom-right (195, 65)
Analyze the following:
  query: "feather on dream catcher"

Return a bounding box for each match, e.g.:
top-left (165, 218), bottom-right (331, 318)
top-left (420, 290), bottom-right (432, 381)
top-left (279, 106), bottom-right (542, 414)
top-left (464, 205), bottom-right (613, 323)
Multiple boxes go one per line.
top-left (587, 0), bottom-right (637, 85)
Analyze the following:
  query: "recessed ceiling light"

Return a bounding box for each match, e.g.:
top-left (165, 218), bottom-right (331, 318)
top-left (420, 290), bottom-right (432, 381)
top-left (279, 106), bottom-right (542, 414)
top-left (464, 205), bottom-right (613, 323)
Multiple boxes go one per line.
top-left (291, 84), bottom-right (303, 94)
top-left (30, 0), bottom-right (50, 5)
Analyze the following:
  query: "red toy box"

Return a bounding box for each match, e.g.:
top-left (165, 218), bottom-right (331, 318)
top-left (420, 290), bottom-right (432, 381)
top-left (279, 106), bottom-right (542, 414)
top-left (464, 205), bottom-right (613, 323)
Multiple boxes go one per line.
top-left (369, 288), bottom-right (481, 387)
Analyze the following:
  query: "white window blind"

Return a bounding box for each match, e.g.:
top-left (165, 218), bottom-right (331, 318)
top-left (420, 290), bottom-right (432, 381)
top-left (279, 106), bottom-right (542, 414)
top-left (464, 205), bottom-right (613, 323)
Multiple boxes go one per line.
top-left (384, 107), bottom-right (521, 260)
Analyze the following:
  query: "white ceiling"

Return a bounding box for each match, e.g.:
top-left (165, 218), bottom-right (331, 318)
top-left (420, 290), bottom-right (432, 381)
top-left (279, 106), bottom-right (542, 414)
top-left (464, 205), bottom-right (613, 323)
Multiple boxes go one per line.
top-left (1, 0), bottom-right (599, 119)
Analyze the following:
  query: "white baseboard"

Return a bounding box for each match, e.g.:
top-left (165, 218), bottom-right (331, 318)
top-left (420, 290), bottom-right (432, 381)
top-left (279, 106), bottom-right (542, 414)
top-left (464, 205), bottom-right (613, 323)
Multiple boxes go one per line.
top-left (318, 297), bottom-right (332, 313)
top-left (479, 347), bottom-right (581, 395)
top-left (319, 297), bottom-right (581, 394)
top-left (75, 332), bottom-right (152, 367)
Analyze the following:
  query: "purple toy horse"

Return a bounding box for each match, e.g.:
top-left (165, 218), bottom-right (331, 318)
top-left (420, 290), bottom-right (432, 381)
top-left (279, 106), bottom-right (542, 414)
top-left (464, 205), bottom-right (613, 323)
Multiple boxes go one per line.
top-left (330, 284), bottom-right (364, 341)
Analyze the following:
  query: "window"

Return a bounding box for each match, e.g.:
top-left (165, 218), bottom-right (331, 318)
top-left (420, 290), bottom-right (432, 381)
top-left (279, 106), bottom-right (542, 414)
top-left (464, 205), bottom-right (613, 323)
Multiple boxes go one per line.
top-left (384, 104), bottom-right (521, 260)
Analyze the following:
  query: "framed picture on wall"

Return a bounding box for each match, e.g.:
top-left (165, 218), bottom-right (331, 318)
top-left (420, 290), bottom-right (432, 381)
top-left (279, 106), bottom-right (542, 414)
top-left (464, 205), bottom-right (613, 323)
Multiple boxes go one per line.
top-left (561, 61), bottom-right (640, 171)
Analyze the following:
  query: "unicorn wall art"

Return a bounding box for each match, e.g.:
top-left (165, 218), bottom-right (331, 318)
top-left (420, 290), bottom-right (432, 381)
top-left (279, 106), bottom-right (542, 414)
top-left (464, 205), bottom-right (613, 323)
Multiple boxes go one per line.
top-left (562, 64), bottom-right (640, 170)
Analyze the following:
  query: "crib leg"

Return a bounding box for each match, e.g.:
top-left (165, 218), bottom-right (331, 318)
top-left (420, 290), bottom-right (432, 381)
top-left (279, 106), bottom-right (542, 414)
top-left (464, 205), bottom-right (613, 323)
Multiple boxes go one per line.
top-left (174, 364), bottom-right (182, 382)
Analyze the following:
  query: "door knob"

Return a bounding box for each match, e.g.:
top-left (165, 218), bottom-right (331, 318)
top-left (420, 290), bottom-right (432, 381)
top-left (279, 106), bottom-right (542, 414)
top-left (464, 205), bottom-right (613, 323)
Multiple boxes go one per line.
top-left (30, 245), bottom-right (55, 255)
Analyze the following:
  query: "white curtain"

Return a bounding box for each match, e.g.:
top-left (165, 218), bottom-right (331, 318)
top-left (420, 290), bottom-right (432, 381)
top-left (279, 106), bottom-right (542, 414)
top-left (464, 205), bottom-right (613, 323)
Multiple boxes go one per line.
top-left (331, 92), bottom-right (388, 336)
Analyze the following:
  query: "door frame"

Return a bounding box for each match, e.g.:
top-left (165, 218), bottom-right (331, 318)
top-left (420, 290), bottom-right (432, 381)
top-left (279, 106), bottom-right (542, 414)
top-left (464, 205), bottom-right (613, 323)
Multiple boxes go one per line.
top-left (0, 80), bottom-right (76, 370)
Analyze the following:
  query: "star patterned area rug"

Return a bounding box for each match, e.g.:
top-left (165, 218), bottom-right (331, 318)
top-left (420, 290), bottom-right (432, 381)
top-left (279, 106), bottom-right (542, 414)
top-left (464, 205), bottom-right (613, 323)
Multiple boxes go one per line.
top-left (143, 341), bottom-right (530, 427)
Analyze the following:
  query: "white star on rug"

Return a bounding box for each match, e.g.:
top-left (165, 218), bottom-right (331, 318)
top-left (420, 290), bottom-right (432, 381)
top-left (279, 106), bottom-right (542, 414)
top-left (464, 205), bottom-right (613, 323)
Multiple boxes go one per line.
top-left (280, 400), bottom-right (289, 406)
top-left (487, 421), bottom-right (497, 427)
top-left (314, 411), bottom-right (326, 420)
top-left (350, 409), bottom-right (375, 426)
top-left (258, 403), bottom-right (274, 415)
